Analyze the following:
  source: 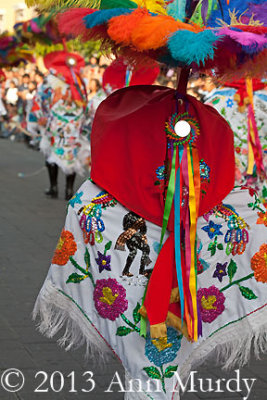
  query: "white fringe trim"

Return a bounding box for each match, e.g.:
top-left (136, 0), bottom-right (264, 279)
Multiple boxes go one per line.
top-left (33, 280), bottom-right (152, 399)
top-left (33, 280), bottom-right (113, 365)
top-left (33, 280), bottom-right (267, 400)
top-left (175, 304), bottom-right (267, 399)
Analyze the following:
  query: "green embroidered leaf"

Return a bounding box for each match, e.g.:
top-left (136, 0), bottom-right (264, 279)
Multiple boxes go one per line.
top-left (217, 243), bottom-right (224, 250)
top-left (105, 241), bottom-right (112, 252)
top-left (133, 302), bottom-right (141, 324)
top-left (208, 243), bottom-right (214, 251)
top-left (227, 259), bottom-right (237, 282)
top-left (164, 365), bottom-right (178, 378)
top-left (247, 202), bottom-right (254, 208)
top-left (239, 286), bottom-right (257, 300)
top-left (143, 367), bottom-right (161, 380)
top-left (208, 242), bottom-right (216, 256)
top-left (262, 186), bottom-right (267, 198)
top-left (221, 107), bottom-right (226, 116)
top-left (212, 98), bottom-right (220, 105)
top-left (84, 248), bottom-right (90, 270)
top-left (66, 273), bottom-right (85, 284)
top-left (116, 326), bottom-right (132, 336)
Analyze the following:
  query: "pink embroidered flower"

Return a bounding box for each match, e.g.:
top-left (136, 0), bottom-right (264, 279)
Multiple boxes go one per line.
top-left (93, 278), bottom-right (128, 320)
top-left (197, 286), bottom-right (225, 323)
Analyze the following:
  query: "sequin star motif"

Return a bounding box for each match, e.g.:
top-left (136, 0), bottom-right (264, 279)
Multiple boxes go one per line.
top-left (213, 262), bottom-right (228, 282)
top-left (69, 191), bottom-right (83, 208)
top-left (95, 251), bottom-right (111, 273)
top-left (201, 220), bottom-right (223, 239)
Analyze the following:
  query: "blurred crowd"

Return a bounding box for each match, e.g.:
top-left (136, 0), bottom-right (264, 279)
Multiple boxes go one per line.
top-left (0, 56), bottom-right (218, 143)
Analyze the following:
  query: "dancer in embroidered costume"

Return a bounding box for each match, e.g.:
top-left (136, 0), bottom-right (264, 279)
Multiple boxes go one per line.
top-left (28, 1), bottom-right (267, 398)
top-left (27, 51), bottom-right (90, 200)
top-left (205, 78), bottom-right (267, 201)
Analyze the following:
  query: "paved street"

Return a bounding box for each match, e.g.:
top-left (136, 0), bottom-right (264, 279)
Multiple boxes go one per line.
top-left (0, 139), bottom-right (266, 400)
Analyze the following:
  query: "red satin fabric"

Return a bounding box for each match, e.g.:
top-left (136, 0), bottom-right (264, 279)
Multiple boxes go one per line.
top-left (91, 85), bottom-right (235, 225)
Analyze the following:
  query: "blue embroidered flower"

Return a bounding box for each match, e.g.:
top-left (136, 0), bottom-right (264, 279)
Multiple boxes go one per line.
top-left (201, 220), bottom-right (223, 239)
top-left (213, 262), bottom-right (228, 282)
top-left (69, 191), bottom-right (83, 208)
top-left (145, 327), bottom-right (181, 367)
top-left (199, 159), bottom-right (210, 181)
top-left (156, 165), bottom-right (166, 181)
top-left (226, 98), bottom-right (234, 108)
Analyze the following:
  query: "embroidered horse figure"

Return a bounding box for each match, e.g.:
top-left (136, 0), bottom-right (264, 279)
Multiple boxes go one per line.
top-left (115, 211), bottom-right (152, 277)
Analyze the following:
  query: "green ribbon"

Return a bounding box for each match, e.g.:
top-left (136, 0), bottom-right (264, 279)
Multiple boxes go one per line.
top-left (160, 144), bottom-right (178, 247)
top-left (140, 281), bottom-right (149, 337)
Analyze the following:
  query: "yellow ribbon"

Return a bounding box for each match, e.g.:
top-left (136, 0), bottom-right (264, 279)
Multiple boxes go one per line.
top-left (246, 77), bottom-right (255, 175)
top-left (187, 146), bottom-right (198, 341)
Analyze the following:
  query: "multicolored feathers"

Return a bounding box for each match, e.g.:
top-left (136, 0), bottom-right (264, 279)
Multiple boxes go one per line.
top-left (0, 33), bottom-right (34, 67)
top-left (25, 0), bottom-right (267, 80)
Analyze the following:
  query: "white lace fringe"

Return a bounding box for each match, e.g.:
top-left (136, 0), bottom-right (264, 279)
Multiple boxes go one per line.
top-left (33, 280), bottom-right (267, 400)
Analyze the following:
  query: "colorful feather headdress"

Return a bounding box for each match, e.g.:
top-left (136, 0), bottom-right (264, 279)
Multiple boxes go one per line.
top-left (25, 0), bottom-right (267, 81)
top-left (14, 14), bottom-right (62, 46)
top-left (0, 33), bottom-right (34, 67)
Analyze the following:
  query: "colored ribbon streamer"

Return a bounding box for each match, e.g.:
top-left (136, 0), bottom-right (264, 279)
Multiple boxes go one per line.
top-left (181, 147), bottom-right (193, 339)
top-left (125, 67), bottom-right (133, 87)
top-left (140, 282), bottom-right (148, 337)
top-left (187, 146), bottom-right (198, 341)
top-left (245, 77), bottom-right (265, 176)
top-left (174, 145), bottom-right (185, 324)
top-left (160, 144), bottom-right (177, 247)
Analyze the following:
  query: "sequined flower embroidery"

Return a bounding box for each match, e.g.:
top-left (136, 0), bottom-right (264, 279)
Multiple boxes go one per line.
top-left (226, 98), bottom-right (234, 108)
top-left (213, 262), bottom-right (228, 282)
top-left (199, 159), bottom-right (210, 181)
top-left (145, 327), bottom-right (181, 367)
top-left (95, 251), bottom-right (111, 273)
top-left (156, 166), bottom-right (166, 181)
top-left (52, 229), bottom-right (77, 266)
top-left (251, 244), bottom-right (267, 283)
top-left (93, 278), bottom-right (128, 320)
top-left (256, 206), bottom-right (267, 227)
top-left (197, 286), bottom-right (225, 323)
top-left (201, 220), bottom-right (223, 239)
top-left (69, 191), bottom-right (83, 208)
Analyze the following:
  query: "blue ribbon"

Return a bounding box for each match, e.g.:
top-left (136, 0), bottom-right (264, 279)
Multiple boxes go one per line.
top-left (174, 145), bottom-right (184, 324)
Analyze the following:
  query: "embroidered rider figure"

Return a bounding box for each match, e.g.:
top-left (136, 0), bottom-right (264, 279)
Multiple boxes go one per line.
top-left (115, 211), bottom-right (152, 277)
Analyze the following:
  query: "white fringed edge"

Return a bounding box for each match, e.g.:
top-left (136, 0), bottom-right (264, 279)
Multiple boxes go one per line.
top-left (33, 280), bottom-right (153, 400)
top-left (174, 304), bottom-right (267, 399)
top-left (33, 280), bottom-right (113, 365)
top-left (33, 280), bottom-right (267, 400)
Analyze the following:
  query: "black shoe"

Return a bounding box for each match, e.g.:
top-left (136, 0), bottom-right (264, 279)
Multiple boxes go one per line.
top-left (45, 186), bottom-right (58, 198)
